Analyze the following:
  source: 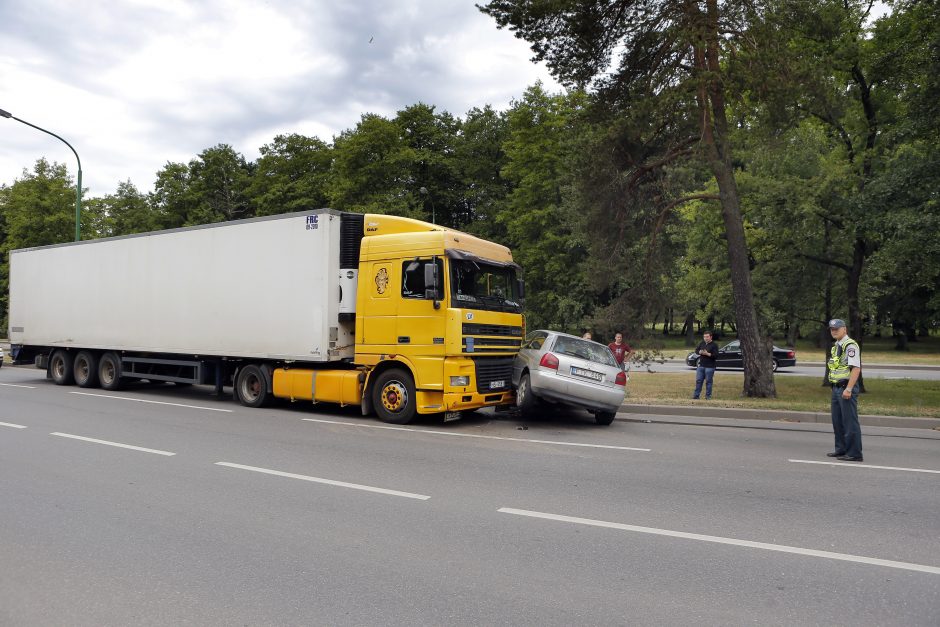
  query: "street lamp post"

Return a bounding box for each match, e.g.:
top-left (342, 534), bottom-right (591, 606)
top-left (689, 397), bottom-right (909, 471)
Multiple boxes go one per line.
top-left (1, 108), bottom-right (82, 241)
top-left (419, 186), bottom-right (436, 225)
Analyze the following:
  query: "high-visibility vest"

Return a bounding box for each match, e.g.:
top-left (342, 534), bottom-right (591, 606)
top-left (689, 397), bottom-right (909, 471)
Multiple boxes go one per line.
top-left (828, 338), bottom-right (859, 383)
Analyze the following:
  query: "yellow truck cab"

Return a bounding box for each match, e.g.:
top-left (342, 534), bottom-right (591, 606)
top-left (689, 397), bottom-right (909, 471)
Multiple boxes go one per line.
top-left (353, 214), bottom-right (524, 423)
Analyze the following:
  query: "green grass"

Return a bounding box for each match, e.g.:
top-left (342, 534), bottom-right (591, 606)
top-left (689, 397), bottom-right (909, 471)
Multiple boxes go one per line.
top-left (630, 333), bottom-right (940, 365)
top-left (625, 371), bottom-right (940, 418)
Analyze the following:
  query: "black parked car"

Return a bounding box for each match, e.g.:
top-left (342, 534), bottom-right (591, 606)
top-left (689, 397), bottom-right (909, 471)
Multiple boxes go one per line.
top-left (686, 340), bottom-right (796, 372)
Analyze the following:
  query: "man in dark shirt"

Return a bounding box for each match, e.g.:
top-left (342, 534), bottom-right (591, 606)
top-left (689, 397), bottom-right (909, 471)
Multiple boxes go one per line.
top-left (692, 330), bottom-right (720, 400)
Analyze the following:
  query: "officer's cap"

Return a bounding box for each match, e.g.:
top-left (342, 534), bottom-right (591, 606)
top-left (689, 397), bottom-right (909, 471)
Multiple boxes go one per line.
top-left (828, 318), bottom-right (846, 329)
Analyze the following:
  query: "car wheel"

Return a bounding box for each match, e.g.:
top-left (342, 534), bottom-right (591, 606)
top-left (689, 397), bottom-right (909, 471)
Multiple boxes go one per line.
top-left (772, 358), bottom-right (779, 372)
top-left (516, 372), bottom-right (538, 416)
top-left (50, 350), bottom-right (75, 386)
top-left (372, 368), bottom-right (417, 425)
top-left (594, 410), bottom-right (617, 426)
top-left (74, 351), bottom-right (100, 388)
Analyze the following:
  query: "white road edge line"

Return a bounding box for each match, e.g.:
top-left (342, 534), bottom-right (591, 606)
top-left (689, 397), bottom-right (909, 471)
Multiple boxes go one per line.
top-left (497, 507), bottom-right (940, 576)
top-left (50, 432), bottom-right (176, 456)
top-left (0, 421), bottom-right (28, 429)
top-left (215, 462), bottom-right (431, 500)
top-left (789, 459), bottom-right (940, 475)
top-left (301, 418), bottom-right (650, 452)
top-left (70, 391), bottom-right (233, 413)
top-left (0, 383), bottom-right (38, 389)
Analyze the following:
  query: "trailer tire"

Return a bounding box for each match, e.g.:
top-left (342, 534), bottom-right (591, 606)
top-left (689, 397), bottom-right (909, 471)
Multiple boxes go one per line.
top-left (74, 351), bottom-right (100, 388)
top-left (98, 352), bottom-right (123, 391)
top-left (236, 364), bottom-right (270, 408)
top-left (50, 350), bottom-right (75, 386)
top-left (372, 368), bottom-right (416, 425)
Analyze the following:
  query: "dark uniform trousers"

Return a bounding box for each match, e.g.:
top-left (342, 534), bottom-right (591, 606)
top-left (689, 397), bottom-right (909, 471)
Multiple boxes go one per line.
top-left (831, 382), bottom-right (862, 458)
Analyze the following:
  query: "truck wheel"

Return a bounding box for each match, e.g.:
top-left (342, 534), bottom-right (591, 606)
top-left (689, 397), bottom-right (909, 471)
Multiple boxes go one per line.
top-left (74, 351), bottom-right (100, 388)
top-left (372, 368), bottom-right (416, 424)
top-left (516, 372), bottom-right (537, 416)
top-left (236, 365), bottom-right (270, 408)
top-left (594, 410), bottom-right (617, 426)
top-left (50, 350), bottom-right (75, 386)
top-left (98, 352), bottom-right (124, 391)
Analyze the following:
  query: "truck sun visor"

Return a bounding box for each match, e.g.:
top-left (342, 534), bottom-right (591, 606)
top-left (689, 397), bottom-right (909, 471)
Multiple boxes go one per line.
top-left (444, 248), bottom-right (521, 270)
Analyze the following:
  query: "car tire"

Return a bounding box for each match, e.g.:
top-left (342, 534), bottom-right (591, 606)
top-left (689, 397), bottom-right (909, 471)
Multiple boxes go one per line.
top-left (594, 410), bottom-right (617, 426)
top-left (772, 358), bottom-right (779, 372)
top-left (74, 351), bottom-right (100, 388)
top-left (372, 368), bottom-right (417, 425)
top-left (50, 349), bottom-right (75, 386)
top-left (516, 372), bottom-right (538, 416)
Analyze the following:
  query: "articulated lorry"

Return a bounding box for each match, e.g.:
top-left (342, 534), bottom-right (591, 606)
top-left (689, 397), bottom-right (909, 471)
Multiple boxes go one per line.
top-left (8, 210), bottom-right (525, 423)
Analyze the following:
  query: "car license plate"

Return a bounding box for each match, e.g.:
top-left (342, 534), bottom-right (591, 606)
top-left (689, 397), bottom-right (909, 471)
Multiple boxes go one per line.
top-left (489, 380), bottom-right (506, 389)
top-left (571, 366), bottom-right (603, 381)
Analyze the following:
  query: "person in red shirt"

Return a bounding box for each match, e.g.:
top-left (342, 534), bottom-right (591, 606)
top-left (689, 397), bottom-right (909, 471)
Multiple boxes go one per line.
top-left (607, 332), bottom-right (633, 366)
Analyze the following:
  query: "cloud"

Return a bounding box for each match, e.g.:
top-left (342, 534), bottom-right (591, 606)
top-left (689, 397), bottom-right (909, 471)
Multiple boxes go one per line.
top-left (0, 0), bottom-right (558, 197)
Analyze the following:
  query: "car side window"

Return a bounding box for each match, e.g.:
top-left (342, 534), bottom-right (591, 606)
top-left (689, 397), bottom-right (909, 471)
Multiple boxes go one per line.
top-left (523, 332), bottom-right (547, 350)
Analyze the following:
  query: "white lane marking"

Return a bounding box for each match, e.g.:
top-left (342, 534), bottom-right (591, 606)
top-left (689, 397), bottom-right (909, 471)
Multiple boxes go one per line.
top-left (789, 459), bottom-right (940, 475)
top-left (215, 462), bottom-right (430, 500)
top-left (0, 421), bottom-right (28, 429)
top-left (301, 418), bottom-right (650, 452)
top-left (70, 391), bottom-right (233, 413)
top-left (498, 507), bottom-right (940, 576)
top-left (50, 432), bottom-right (176, 456)
top-left (0, 383), bottom-right (38, 389)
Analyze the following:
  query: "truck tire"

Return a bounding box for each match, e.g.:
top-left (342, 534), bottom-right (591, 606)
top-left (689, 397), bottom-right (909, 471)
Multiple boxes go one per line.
top-left (372, 368), bottom-right (416, 425)
top-left (98, 352), bottom-right (123, 391)
top-left (236, 364), bottom-right (270, 408)
top-left (74, 351), bottom-right (100, 388)
top-left (516, 372), bottom-right (537, 416)
top-left (49, 350), bottom-right (75, 386)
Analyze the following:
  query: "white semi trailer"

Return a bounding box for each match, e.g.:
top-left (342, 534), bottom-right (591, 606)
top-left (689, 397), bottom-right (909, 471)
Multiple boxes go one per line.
top-left (8, 210), bottom-right (526, 423)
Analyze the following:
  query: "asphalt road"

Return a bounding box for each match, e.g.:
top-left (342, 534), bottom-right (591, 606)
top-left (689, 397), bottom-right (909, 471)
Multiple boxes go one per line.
top-left (646, 360), bottom-right (940, 380)
top-left (2, 365), bottom-right (939, 626)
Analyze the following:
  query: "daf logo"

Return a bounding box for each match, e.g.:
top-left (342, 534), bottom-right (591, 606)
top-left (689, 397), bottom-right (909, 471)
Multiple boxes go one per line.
top-left (466, 313), bottom-right (474, 320)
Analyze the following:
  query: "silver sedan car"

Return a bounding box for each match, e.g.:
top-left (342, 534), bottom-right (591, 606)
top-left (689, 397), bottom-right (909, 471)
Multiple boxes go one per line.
top-left (512, 330), bottom-right (627, 425)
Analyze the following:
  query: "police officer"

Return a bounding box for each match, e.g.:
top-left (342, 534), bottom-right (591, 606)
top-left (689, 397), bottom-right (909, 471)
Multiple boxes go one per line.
top-left (827, 319), bottom-right (863, 461)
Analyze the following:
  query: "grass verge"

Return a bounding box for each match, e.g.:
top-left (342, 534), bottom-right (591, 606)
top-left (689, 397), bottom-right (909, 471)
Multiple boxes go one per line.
top-left (625, 371), bottom-right (940, 418)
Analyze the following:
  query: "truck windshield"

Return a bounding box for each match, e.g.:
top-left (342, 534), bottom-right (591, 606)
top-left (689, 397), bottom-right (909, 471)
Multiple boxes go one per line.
top-left (450, 259), bottom-right (523, 313)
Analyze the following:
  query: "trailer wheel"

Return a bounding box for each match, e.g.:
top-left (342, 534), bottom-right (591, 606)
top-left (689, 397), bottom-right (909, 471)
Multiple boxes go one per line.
top-left (74, 351), bottom-right (100, 388)
top-left (236, 365), bottom-right (270, 408)
top-left (98, 352), bottom-right (123, 391)
top-left (372, 368), bottom-right (416, 425)
top-left (50, 350), bottom-right (75, 386)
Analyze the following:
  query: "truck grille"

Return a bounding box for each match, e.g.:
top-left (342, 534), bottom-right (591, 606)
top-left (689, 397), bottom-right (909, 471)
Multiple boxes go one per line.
top-left (473, 357), bottom-right (513, 393)
top-left (463, 323), bottom-right (522, 337)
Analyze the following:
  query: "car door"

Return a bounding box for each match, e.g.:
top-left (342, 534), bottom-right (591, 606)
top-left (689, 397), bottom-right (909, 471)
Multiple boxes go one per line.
top-left (719, 341), bottom-right (743, 368)
top-left (514, 331), bottom-right (548, 385)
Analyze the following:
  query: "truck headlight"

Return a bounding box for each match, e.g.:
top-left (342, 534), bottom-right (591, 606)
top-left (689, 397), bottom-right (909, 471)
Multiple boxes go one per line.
top-left (450, 376), bottom-right (470, 387)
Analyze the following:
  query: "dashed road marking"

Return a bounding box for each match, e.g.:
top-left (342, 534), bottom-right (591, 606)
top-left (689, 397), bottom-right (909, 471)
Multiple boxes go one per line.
top-left (0, 383), bottom-right (37, 389)
top-left (789, 459), bottom-right (940, 474)
top-left (0, 421), bottom-right (27, 429)
top-left (215, 462), bottom-right (431, 500)
top-left (497, 507), bottom-right (940, 575)
top-left (50, 432), bottom-right (176, 456)
top-left (301, 418), bottom-right (651, 452)
top-left (71, 391), bottom-right (233, 413)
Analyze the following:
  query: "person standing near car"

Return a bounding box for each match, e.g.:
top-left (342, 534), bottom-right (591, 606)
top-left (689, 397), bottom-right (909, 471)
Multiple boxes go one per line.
top-left (607, 332), bottom-right (633, 366)
top-left (826, 319), bottom-right (863, 461)
top-left (692, 331), bottom-right (719, 400)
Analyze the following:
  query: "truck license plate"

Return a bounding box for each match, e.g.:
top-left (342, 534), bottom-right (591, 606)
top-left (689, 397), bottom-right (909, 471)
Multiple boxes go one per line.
top-left (489, 380), bottom-right (506, 389)
top-left (571, 367), bottom-right (603, 381)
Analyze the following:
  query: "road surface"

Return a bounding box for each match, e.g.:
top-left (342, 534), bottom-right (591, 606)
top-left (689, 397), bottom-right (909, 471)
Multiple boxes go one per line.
top-left (2, 366), bottom-right (938, 625)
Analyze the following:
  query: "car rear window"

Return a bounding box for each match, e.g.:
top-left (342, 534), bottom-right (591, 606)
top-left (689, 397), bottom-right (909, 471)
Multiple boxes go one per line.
top-left (552, 336), bottom-right (618, 367)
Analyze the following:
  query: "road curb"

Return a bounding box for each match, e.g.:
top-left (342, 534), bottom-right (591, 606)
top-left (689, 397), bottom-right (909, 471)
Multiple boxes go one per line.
top-left (617, 403), bottom-right (940, 430)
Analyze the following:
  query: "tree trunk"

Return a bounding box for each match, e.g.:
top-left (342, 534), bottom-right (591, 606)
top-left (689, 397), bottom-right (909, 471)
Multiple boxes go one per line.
top-left (696, 0), bottom-right (775, 397)
top-left (684, 312), bottom-right (695, 347)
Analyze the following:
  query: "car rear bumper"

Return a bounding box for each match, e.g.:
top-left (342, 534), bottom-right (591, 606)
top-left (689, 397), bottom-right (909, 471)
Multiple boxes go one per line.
top-left (529, 368), bottom-right (625, 412)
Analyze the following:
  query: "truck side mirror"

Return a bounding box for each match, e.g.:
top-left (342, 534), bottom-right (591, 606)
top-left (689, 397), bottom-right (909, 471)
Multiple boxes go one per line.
top-left (424, 261), bottom-right (441, 306)
top-left (516, 279), bottom-right (525, 299)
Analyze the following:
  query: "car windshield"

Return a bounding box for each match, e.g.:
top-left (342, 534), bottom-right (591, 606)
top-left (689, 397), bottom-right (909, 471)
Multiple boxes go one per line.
top-left (450, 259), bottom-right (523, 313)
top-left (551, 336), bottom-right (618, 367)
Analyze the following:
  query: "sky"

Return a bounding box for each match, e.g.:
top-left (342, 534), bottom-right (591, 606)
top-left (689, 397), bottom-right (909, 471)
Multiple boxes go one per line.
top-left (0, 0), bottom-right (559, 197)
